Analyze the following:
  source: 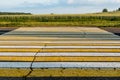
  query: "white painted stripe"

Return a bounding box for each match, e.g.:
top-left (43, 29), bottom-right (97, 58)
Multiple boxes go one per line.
top-left (45, 46), bottom-right (120, 48)
top-left (0, 46), bottom-right (120, 48)
top-left (32, 62), bottom-right (120, 68)
top-left (0, 62), bottom-right (120, 68)
top-left (37, 53), bottom-right (120, 56)
top-left (0, 41), bottom-right (120, 43)
top-left (0, 62), bottom-right (31, 68)
top-left (0, 46), bottom-right (43, 48)
top-left (0, 52), bottom-right (35, 56)
top-left (0, 52), bottom-right (120, 56)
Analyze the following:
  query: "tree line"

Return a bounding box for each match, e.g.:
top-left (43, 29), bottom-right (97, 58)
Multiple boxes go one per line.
top-left (0, 12), bottom-right (32, 15)
top-left (103, 8), bottom-right (120, 12)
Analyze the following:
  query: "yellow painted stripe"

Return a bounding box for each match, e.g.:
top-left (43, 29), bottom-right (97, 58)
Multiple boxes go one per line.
top-left (35, 56), bottom-right (120, 62)
top-left (0, 48), bottom-right (119, 52)
top-left (46, 43), bottom-right (120, 46)
top-left (0, 56), bottom-right (34, 61)
top-left (0, 48), bottom-right (40, 52)
top-left (0, 37), bottom-right (107, 40)
top-left (0, 36), bottom-right (118, 41)
top-left (0, 68), bottom-right (120, 77)
top-left (42, 48), bottom-right (120, 53)
top-left (30, 68), bottom-right (120, 77)
top-left (0, 56), bottom-right (120, 62)
top-left (0, 68), bottom-right (30, 77)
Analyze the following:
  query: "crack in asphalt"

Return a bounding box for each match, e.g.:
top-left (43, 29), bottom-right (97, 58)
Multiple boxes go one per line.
top-left (23, 52), bottom-right (38, 80)
top-left (25, 53), bottom-right (38, 79)
top-left (23, 45), bottom-right (46, 80)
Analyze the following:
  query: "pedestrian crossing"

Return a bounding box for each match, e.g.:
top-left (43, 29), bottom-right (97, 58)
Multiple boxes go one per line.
top-left (0, 27), bottom-right (119, 77)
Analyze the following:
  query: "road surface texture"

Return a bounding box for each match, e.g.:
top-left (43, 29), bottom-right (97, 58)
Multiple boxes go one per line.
top-left (0, 27), bottom-right (120, 79)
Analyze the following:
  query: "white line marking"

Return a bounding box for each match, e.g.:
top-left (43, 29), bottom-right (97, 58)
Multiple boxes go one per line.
top-left (0, 62), bottom-right (31, 68)
top-left (0, 52), bottom-right (35, 56)
top-left (37, 53), bottom-right (120, 56)
top-left (0, 46), bottom-right (119, 48)
top-left (0, 62), bottom-right (120, 68)
top-left (32, 62), bottom-right (120, 68)
top-left (45, 46), bottom-right (120, 48)
top-left (0, 41), bottom-right (120, 43)
top-left (0, 52), bottom-right (120, 56)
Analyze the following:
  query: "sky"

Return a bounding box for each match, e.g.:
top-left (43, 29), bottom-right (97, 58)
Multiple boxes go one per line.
top-left (0, 0), bottom-right (120, 14)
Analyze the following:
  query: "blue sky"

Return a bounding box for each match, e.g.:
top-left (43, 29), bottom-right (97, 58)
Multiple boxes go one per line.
top-left (0, 0), bottom-right (120, 14)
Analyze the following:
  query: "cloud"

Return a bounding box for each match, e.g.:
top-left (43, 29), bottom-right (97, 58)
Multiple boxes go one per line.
top-left (88, 0), bottom-right (120, 4)
top-left (0, 0), bottom-right (120, 13)
top-left (25, 0), bottom-right (59, 5)
top-left (0, 0), bottom-right (59, 7)
top-left (0, 0), bottom-right (120, 7)
top-left (67, 0), bottom-right (74, 4)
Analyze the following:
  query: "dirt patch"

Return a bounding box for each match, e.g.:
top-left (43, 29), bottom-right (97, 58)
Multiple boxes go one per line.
top-left (101, 27), bottom-right (120, 36)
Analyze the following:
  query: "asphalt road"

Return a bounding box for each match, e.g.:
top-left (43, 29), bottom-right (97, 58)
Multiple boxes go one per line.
top-left (0, 27), bottom-right (120, 78)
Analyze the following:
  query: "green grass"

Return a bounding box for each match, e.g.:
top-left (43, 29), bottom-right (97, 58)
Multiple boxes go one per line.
top-left (0, 11), bottom-right (120, 27)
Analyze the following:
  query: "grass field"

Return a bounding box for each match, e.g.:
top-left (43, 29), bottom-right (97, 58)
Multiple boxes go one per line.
top-left (0, 11), bottom-right (120, 27)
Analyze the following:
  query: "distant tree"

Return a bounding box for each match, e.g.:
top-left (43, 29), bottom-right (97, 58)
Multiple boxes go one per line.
top-left (51, 13), bottom-right (54, 15)
top-left (102, 8), bottom-right (108, 12)
top-left (118, 8), bottom-right (120, 11)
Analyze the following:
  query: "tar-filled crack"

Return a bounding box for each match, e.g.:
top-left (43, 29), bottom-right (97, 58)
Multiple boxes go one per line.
top-left (23, 45), bottom-right (46, 80)
top-left (23, 52), bottom-right (39, 80)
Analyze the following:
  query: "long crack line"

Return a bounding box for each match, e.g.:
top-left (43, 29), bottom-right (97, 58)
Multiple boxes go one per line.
top-left (23, 45), bottom-right (46, 79)
top-left (24, 48), bottom-right (43, 80)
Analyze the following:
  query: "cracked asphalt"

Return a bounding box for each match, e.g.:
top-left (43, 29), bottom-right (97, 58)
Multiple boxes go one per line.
top-left (0, 27), bottom-right (120, 79)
